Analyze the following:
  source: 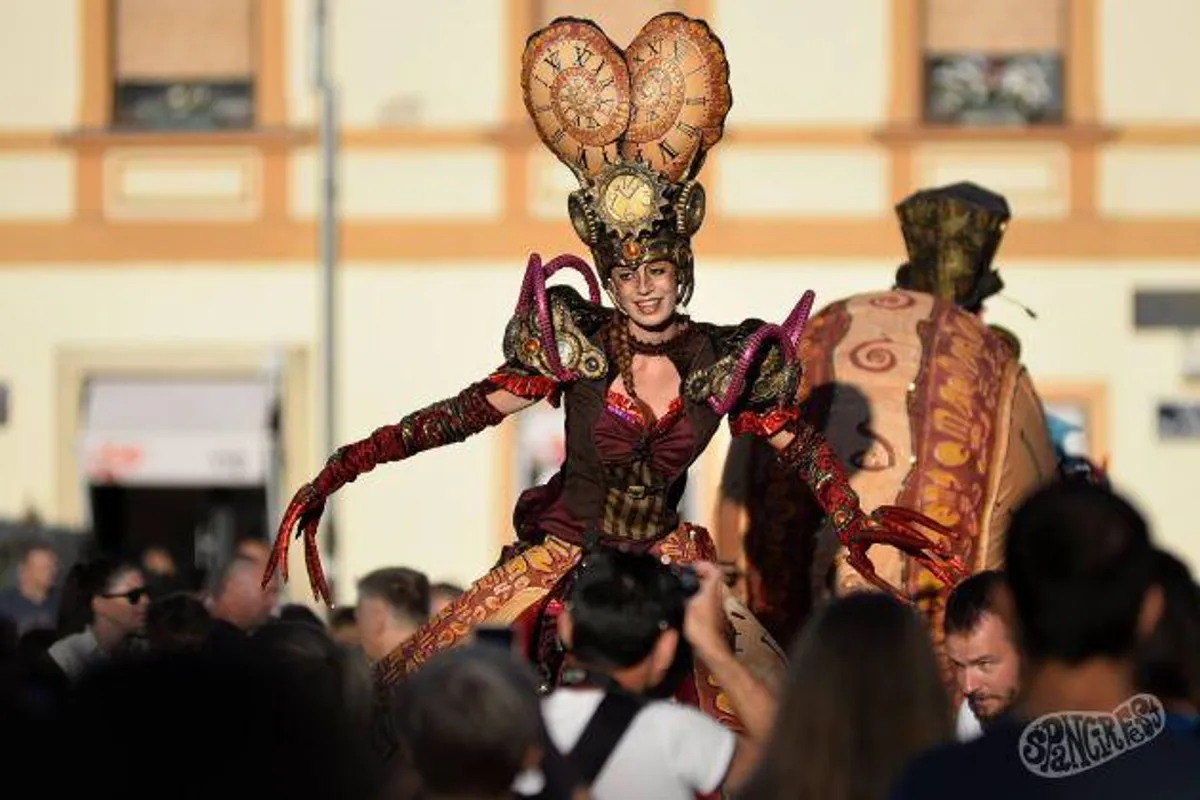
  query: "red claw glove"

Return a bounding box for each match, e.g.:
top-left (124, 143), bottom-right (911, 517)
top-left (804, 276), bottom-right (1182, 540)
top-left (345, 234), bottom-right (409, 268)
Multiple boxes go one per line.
top-left (267, 483), bottom-right (332, 605)
top-left (774, 421), bottom-right (967, 601)
top-left (263, 381), bottom-right (505, 605)
top-left (838, 505), bottom-right (968, 598)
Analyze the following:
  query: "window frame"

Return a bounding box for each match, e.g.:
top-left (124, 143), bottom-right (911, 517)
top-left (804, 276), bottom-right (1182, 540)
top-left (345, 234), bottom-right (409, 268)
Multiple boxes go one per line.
top-left (917, 0), bottom-right (1070, 127)
top-left (108, 0), bottom-right (259, 132)
top-left (78, 0), bottom-right (287, 135)
top-left (882, 0), bottom-right (1098, 133)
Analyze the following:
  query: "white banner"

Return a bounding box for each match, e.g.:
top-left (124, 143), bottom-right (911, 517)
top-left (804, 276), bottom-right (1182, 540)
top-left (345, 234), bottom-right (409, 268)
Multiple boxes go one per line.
top-left (80, 431), bottom-right (272, 487)
top-left (78, 376), bottom-right (276, 488)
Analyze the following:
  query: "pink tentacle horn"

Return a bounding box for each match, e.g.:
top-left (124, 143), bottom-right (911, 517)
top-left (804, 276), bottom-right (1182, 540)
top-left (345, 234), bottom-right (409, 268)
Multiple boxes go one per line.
top-left (707, 290), bottom-right (817, 416)
top-left (514, 253), bottom-right (603, 382)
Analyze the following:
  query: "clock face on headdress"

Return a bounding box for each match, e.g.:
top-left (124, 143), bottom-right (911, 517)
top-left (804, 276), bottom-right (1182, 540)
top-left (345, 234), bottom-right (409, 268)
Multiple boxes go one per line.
top-left (522, 14), bottom-right (731, 186)
top-left (522, 13), bottom-right (733, 254)
top-left (592, 162), bottom-right (668, 238)
top-left (521, 22), bottom-right (631, 177)
top-left (620, 14), bottom-right (732, 182)
top-left (603, 173), bottom-right (654, 223)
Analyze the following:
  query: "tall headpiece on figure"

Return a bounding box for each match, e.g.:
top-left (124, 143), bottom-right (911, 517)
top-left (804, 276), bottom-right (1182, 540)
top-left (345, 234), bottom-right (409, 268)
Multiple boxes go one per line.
top-left (521, 13), bottom-right (733, 306)
top-left (893, 182), bottom-right (1010, 312)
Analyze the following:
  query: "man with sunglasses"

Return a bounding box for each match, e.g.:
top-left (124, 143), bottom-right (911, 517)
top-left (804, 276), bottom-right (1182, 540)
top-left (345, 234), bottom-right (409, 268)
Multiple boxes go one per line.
top-left (48, 559), bottom-right (149, 682)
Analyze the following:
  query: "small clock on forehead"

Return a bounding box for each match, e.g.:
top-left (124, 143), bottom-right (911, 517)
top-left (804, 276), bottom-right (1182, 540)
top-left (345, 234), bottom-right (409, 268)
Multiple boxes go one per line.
top-left (603, 173), bottom-right (653, 223)
top-left (591, 161), bottom-right (669, 239)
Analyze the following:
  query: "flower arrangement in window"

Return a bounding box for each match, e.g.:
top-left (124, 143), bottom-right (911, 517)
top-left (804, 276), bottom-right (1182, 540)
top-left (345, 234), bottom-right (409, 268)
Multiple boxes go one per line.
top-left (924, 53), bottom-right (1063, 125)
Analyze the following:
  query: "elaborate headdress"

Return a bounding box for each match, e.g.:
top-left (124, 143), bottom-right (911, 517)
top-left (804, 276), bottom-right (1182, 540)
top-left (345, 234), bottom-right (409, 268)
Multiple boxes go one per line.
top-left (520, 13), bottom-right (733, 306)
top-left (893, 182), bottom-right (1009, 312)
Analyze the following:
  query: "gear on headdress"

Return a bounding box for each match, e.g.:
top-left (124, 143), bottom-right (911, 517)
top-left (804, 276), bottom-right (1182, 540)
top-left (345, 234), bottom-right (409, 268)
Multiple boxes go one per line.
top-left (893, 181), bottom-right (1009, 312)
top-left (521, 13), bottom-right (733, 306)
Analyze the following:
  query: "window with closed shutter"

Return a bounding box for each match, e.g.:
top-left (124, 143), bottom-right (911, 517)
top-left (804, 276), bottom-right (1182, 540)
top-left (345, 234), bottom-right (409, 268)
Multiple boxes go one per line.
top-left (922, 0), bottom-right (1067, 126)
top-left (111, 0), bottom-right (257, 131)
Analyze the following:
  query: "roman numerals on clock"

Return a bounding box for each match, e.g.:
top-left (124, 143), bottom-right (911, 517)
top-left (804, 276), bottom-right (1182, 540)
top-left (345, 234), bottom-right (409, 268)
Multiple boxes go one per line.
top-left (675, 121), bottom-right (699, 139)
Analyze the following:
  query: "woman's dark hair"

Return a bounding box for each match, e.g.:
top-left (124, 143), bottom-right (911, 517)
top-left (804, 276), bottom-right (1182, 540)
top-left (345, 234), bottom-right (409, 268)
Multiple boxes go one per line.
top-left (249, 619), bottom-right (372, 719)
top-left (145, 592), bottom-right (213, 655)
top-left (1005, 482), bottom-right (1156, 664)
top-left (246, 620), bottom-right (382, 793)
top-left (736, 592), bottom-right (954, 800)
top-left (57, 645), bottom-right (382, 800)
top-left (0, 616), bottom-right (16, 661)
top-left (391, 644), bottom-right (543, 799)
top-left (1135, 549), bottom-right (1200, 711)
top-left (278, 603), bottom-right (327, 630)
top-left (55, 557), bottom-right (139, 638)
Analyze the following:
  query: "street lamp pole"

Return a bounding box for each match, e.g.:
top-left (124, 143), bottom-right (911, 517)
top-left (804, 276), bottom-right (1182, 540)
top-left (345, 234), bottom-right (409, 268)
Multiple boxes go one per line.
top-left (313, 0), bottom-right (338, 601)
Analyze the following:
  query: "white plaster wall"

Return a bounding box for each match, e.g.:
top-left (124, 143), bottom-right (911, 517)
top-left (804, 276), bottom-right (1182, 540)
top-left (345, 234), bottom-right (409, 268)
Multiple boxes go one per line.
top-left (717, 146), bottom-right (891, 217)
top-left (914, 144), bottom-right (1070, 219)
top-left (285, 0), bottom-right (318, 126)
top-left (0, 0), bottom-right (80, 130)
top-left (0, 154), bottom-right (75, 219)
top-left (1100, 146), bottom-right (1200, 217)
top-left (713, 0), bottom-right (890, 126)
top-left (1099, 0), bottom-right (1200, 123)
top-left (289, 148), bottom-right (503, 219)
top-left (285, 0), bottom-right (505, 129)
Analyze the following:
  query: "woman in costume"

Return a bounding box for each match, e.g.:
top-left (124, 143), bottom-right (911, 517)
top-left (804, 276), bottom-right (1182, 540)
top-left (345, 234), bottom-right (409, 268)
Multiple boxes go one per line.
top-left (263, 13), bottom-right (965, 727)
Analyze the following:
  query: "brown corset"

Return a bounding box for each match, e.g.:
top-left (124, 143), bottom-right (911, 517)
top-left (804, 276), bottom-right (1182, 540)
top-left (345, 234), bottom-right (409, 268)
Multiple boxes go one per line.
top-left (596, 393), bottom-right (687, 541)
top-left (514, 333), bottom-right (723, 549)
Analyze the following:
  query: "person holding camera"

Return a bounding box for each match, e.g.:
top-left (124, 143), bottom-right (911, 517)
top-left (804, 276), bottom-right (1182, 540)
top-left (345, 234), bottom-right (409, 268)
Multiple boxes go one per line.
top-left (516, 550), bottom-right (775, 799)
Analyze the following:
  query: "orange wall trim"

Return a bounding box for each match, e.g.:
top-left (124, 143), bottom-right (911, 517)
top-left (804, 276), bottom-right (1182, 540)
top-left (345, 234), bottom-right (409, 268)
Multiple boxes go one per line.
top-left (888, 0), bottom-right (922, 124)
top-left (10, 124), bottom-right (1200, 153)
top-left (1066, 0), bottom-right (1099, 123)
top-left (3, 218), bottom-right (1200, 264)
top-left (257, 0), bottom-right (288, 128)
top-left (78, 0), bottom-right (112, 129)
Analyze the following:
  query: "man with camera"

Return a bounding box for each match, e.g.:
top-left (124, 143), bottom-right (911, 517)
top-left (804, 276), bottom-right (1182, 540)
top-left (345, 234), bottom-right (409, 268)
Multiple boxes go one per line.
top-left (519, 550), bottom-right (776, 799)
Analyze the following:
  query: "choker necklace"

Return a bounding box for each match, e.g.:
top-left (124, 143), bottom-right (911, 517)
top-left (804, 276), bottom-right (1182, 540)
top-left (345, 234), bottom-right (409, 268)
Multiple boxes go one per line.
top-left (628, 318), bottom-right (690, 356)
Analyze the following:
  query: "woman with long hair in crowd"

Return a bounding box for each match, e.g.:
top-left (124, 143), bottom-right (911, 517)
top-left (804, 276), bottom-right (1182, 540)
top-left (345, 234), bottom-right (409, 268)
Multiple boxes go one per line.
top-left (736, 592), bottom-right (955, 800)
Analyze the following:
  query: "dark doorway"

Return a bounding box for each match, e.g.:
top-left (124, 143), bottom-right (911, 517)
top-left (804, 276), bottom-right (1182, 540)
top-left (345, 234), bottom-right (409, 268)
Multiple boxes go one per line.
top-left (89, 485), bottom-right (268, 591)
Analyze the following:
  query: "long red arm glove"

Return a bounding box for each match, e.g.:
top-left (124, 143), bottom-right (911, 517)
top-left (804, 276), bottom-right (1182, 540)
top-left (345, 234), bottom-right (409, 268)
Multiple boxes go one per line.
top-left (264, 381), bottom-right (505, 604)
top-left (774, 421), bottom-right (968, 600)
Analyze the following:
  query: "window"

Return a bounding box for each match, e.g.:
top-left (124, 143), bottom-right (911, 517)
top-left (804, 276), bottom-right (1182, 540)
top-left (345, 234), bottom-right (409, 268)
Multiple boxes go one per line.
top-left (922, 0), bottom-right (1067, 126)
top-left (111, 0), bottom-right (256, 131)
top-left (538, 0), bottom-right (683, 48)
